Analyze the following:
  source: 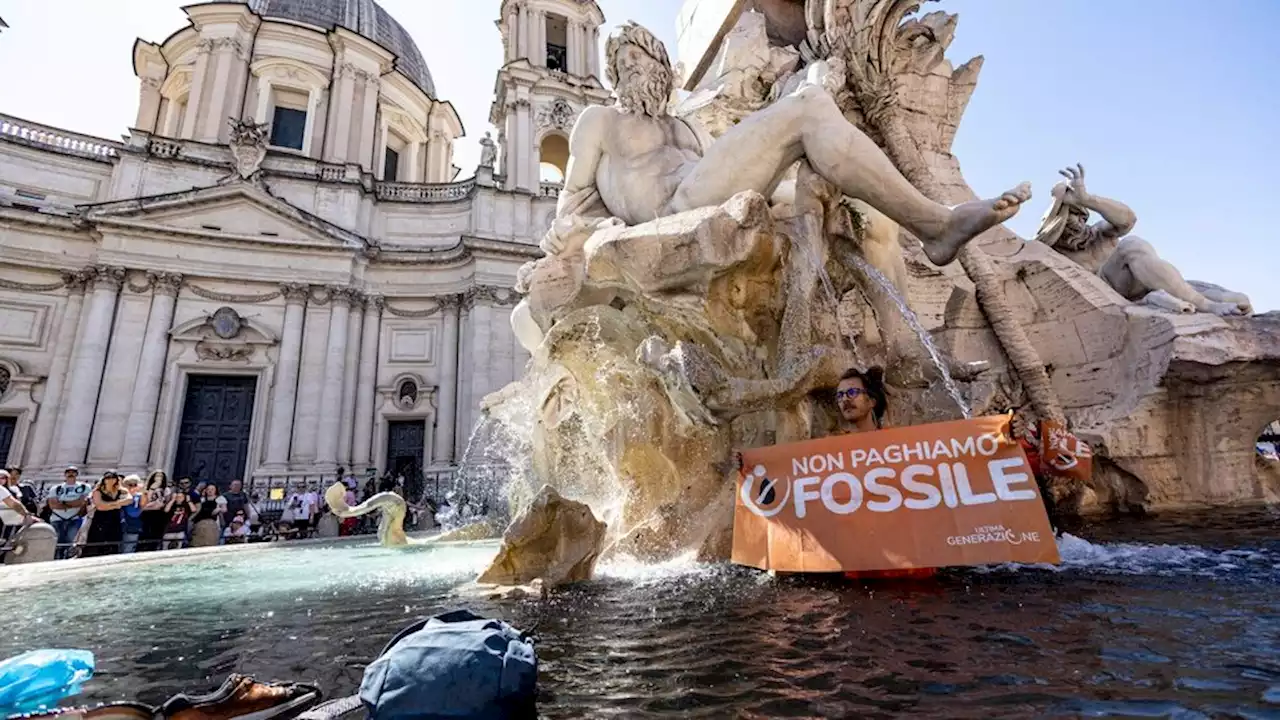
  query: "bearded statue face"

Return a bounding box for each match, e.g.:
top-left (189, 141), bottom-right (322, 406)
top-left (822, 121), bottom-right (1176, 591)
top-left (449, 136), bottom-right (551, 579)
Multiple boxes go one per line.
top-left (606, 23), bottom-right (674, 118)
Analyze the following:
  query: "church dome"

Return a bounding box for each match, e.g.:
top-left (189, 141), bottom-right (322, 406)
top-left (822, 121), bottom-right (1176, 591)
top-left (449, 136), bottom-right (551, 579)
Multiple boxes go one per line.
top-left (245, 0), bottom-right (436, 97)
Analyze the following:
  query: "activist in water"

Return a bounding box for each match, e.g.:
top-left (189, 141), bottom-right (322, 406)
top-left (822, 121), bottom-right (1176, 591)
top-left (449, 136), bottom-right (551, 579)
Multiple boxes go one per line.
top-left (736, 366), bottom-right (939, 580)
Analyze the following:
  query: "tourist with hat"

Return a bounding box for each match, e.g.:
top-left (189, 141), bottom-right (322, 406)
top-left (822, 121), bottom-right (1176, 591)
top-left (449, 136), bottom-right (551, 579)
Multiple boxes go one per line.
top-left (47, 466), bottom-right (90, 559)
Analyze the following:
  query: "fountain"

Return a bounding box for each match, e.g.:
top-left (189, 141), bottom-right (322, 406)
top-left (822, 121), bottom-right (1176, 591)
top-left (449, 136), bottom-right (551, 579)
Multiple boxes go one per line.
top-left (466, 2), bottom-right (1280, 585)
top-left (3, 5), bottom-right (1279, 716)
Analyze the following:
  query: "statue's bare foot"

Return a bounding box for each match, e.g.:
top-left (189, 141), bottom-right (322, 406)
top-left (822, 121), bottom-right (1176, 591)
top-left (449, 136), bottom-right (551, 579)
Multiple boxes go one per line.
top-left (1204, 300), bottom-right (1246, 317)
top-left (925, 182), bottom-right (1032, 266)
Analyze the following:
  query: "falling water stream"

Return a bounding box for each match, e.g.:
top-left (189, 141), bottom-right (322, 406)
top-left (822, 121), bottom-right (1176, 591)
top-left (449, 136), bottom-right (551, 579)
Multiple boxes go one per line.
top-left (834, 248), bottom-right (972, 418)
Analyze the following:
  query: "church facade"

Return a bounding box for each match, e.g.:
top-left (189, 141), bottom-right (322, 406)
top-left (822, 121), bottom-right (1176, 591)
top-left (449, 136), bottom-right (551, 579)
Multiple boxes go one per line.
top-left (0, 0), bottom-right (608, 485)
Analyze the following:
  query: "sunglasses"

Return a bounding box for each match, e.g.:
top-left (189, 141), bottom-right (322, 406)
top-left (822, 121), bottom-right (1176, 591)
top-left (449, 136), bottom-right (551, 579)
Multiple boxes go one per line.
top-left (835, 388), bottom-right (868, 401)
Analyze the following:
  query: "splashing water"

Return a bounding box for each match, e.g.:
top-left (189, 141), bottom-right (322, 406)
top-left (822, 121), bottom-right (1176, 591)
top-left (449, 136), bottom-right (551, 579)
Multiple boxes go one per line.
top-left (838, 250), bottom-right (972, 418)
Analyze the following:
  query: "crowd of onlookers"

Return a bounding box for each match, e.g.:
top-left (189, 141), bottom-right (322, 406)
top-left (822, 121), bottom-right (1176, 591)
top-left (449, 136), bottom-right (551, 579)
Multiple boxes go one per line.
top-left (0, 464), bottom-right (441, 560)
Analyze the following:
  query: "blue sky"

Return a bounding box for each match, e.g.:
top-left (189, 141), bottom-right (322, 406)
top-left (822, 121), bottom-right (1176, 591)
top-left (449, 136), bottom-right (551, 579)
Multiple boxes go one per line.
top-left (1, 1), bottom-right (1275, 309)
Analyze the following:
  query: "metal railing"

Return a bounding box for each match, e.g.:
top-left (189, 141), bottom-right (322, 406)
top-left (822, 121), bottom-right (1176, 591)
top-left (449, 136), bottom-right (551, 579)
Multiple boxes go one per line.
top-left (0, 113), bottom-right (120, 161)
top-left (12, 463), bottom-right (515, 560)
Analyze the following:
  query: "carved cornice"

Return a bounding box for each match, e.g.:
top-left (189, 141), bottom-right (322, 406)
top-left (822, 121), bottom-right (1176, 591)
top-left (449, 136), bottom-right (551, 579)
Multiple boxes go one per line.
top-left (89, 265), bottom-right (126, 291)
top-left (340, 62), bottom-right (380, 87)
top-left (61, 270), bottom-right (92, 293)
top-left (280, 283), bottom-right (310, 303)
top-left (327, 285), bottom-right (357, 306)
top-left (150, 271), bottom-right (184, 297)
top-left (436, 293), bottom-right (464, 310)
top-left (0, 274), bottom-right (71, 293)
top-left (383, 300), bottom-right (444, 318)
top-left (187, 282), bottom-right (281, 304)
top-left (197, 37), bottom-right (247, 59)
top-left (463, 285), bottom-right (520, 309)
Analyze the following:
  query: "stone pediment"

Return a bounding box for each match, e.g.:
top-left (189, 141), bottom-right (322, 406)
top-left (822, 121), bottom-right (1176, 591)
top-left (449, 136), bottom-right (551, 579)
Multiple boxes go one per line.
top-left (80, 181), bottom-right (368, 251)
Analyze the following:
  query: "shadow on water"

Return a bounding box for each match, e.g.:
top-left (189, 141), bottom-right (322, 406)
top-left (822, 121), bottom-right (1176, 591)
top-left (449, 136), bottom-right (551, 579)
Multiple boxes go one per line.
top-left (1, 508), bottom-right (1278, 718)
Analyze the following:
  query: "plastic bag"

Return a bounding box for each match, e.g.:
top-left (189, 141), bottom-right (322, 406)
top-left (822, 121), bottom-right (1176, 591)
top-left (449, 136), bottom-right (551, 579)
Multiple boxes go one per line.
top-left (0, 649), bottom-right (95, 715)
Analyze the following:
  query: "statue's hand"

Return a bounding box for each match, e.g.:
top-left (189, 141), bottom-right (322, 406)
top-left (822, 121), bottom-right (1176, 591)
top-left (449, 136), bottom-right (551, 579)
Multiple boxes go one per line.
top-left (540, 214), bottom-right (598, 256)
top-left (541, 215), bottom-right (623, 256)
top-left (1058, 163), bottom-right (1089, 206)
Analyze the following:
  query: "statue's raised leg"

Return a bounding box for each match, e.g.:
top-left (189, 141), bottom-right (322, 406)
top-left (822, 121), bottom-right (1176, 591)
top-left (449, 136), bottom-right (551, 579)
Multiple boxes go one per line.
top-left (668, 83), bottom-right (1031, 266)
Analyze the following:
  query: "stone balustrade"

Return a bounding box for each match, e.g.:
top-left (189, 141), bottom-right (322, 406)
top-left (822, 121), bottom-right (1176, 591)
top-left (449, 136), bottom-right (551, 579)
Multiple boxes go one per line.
top-left (540, 181), bottom-right (563, 198)
top-left (375, 178), bottom-right (476, 202)
top-left (0, 113), bottom-right (120, 161)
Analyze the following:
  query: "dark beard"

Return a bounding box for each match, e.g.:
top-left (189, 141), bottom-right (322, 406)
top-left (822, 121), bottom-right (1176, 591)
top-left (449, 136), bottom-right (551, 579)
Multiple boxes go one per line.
top-left (616, 72), bottom-right (671, 118)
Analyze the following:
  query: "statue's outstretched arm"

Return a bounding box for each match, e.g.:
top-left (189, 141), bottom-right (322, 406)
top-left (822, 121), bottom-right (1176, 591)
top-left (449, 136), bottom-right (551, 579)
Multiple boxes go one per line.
top-left (1080, 192), bottom-right (1137, 241)
top-left (1060, 164), bottom-right (1136, 240)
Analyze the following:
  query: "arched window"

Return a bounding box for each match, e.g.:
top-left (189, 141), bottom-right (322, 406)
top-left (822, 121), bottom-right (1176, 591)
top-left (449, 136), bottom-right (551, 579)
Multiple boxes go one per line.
top-left (539, 134), bottom-right (569, 183)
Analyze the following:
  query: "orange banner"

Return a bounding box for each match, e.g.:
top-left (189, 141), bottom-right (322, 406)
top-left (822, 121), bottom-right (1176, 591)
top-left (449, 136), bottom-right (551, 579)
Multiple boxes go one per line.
top-left (1039, 419), bottom-right (1093, 484)
top-left (733, 415), bottom-right (1060, 572)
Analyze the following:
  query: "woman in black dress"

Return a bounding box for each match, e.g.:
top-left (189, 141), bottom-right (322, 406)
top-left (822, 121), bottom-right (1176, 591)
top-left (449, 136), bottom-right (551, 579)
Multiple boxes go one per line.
top-left (138, 469), bottom-right (171, 551)
top-left (83, 471), bottom-right (130, 557)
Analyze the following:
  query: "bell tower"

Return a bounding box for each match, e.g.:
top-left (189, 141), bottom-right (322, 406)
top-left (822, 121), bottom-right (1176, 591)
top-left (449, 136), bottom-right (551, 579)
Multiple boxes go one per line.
top-left (489, 0), bottom-right (611, 193)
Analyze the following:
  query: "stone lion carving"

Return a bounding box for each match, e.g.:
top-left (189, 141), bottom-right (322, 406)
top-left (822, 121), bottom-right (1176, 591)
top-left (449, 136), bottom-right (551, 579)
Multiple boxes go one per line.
top-left (1035, 164), bottom-right (1250, 316)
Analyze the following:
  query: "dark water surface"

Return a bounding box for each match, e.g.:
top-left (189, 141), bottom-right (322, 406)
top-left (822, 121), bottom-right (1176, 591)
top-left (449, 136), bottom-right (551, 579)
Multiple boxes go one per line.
top-left (2, 508), bottom-right (1279, 718)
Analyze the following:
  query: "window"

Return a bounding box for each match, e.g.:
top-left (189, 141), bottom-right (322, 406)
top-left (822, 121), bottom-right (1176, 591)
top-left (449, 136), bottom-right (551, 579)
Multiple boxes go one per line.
top-left (270, 106), bottom-right (306, 150)
top-left (383, 147), bottom-right (400, 181)
top-left (546, 14), bottom-right (568, 72)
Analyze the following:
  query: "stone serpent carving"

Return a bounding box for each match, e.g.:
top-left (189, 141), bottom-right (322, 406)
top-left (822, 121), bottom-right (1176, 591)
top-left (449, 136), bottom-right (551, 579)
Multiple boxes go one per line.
top-left (324, 483), bottom-right (409, 547)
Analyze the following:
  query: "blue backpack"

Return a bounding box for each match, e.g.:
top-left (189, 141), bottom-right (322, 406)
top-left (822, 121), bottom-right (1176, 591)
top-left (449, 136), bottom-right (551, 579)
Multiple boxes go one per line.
top-left (358, 610), bottom-right (537, 720)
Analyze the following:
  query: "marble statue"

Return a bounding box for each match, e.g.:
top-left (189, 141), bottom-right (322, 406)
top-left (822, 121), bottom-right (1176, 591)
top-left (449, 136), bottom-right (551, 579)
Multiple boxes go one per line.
top-left (554, 22), bottom-right (1029, 262)
top-left (512, 20), bottom-right (1032, 356)
top-left (1035, 164), bottom-right (1251, 316)
top-left (479, 132), bottom-right (497, 169)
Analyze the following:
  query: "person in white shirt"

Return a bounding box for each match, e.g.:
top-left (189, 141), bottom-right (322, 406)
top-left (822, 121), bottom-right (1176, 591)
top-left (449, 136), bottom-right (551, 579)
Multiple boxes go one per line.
top-left (285, 488), bottom-right (317, 538)
top-left (222, 510), bottom-right (252, 544)
top-left (0, 469), bottom-right (36, 544)
top-left (47, 466), bottom-right (91, 559)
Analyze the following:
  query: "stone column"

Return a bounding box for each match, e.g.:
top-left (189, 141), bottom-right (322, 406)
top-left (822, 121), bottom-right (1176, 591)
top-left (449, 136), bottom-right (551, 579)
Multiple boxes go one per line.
top-left (136, 76), bottom-right (164, 132)
top-left (329, 63), bottom-right (356, 163)
top-left (52, 266), bottom-right (124, 465)
top-left (254, 77), bottom-right (274, 123)
top-left (357, 72), bottom-right (380, 172)
top-left (431, 295), bottom-right (462, 467)
top-left (589, 26), bottom-right (600, 76)
top-left (262, 283), bottom-right (309, 469)
top-left (181, 42), bottom-right (212, 141)
top-left (534, 11), bottom-right (547, 67)
top-left (119, 272), bottom-right (183, 470)
top-left (518, 4), bottom-right (530, 59)
top-left (505, 8), bottom-right (518, 61)
top-left (572, 22), bottom-right (583, 75)
top-left (337, 293), bottom-right (365, 468)
top-left (314, 286), bottom-right (352, 468)
top-left (28, 272), bottom-right (90, 469)
top-left (351, 296), bottom-right (382, 471)
top-left (199, 39), bottom-right (240, 141)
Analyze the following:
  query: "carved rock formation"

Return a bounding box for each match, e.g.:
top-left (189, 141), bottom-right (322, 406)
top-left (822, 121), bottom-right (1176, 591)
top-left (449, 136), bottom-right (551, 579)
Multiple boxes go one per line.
top-left (477, 485), bottom-right (607, 588)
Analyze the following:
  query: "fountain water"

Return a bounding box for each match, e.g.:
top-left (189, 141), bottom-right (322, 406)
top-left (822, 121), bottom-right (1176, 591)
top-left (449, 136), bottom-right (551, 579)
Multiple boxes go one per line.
top-left (838, 248), bottom-right (973, 418)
